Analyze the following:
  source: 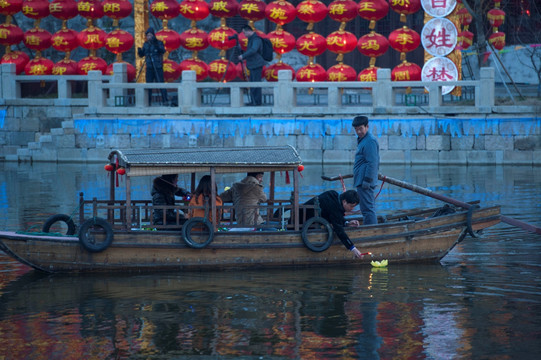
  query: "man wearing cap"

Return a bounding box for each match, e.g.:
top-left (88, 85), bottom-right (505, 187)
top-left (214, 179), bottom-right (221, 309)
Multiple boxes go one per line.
top-left (352, 115), bottom-right (380, 225)
top-left (137, 27), bottom-right (168, 105)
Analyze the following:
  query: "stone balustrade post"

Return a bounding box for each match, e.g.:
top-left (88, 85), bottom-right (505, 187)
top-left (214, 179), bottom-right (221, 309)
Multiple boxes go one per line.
top-left (112, 62), bottom-right (128, 106)
top-left (87, 70), bottom-right (102, 114)
top-left (1, 63), bottom-right (17, 101)
top-left (328, 83), bottom-right (341, 107)
top-left (374, 69), bottom-right (391, 110)
top-left (478, 67), bottom-right (495, 108)
top-left (427, 82), bottom-right (442, 108)
top-left (181, 70), bottom-right (197, 110)
top-left (275, 70), bottom-right (294, 112)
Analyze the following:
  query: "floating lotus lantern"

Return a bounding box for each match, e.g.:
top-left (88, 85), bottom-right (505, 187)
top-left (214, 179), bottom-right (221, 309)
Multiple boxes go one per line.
top-left (296, 0), bottom-right (327, 32)
top-left (357, 0), bottom-right (389, 30)
top-left (1, 50), bottom-right (29, 74)
top-left (327, 63), bottom-right (356, 81)
top-left (328, 0), bottom-right (358, 30)
top-left (390, 0), bottom-right (421, 23)
top-left (53, 58), bottom-right (78, 75)
top-left (326, 29), bottom-right (356, 62)
top-left (24, 55), bottom-right (54, 75)
top-left (265, 0), bottom-right (297, 29)
top-left (389, 26), bottom-right (420, 62)
top-left (264, 61), bottom-right (295, 81)
top-left (239, 0), bottom-right (266, 28)
top-left (296, 63), bottom-right (327, 82)
top-left (180, 57), bottom-right (209, 81)
top-left (77, 55), bottom-right (107, 74)
top-left (208, 58), bottom-right (237, 82)
top-left (357, 31), bottom-right (389, 67)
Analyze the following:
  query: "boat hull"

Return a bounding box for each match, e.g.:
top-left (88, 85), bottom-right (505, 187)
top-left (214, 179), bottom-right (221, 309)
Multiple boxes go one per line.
top-left (0, 206), bottom-right (501, 273)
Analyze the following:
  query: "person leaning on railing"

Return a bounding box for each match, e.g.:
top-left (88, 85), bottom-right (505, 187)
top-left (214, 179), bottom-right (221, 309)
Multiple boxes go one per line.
top-left (188, 175), bottom-right (223, 224)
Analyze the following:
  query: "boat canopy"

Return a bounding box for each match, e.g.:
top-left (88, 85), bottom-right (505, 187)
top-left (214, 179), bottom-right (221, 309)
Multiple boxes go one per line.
top-left (108, 146), bottom-right (303, 177)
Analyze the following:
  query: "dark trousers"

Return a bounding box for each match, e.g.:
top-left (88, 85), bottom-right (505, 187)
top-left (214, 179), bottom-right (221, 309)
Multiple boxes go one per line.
top-left (248, 66), bottom-right (263, 105)
top-left (146, 65), bottom-right (168, 105)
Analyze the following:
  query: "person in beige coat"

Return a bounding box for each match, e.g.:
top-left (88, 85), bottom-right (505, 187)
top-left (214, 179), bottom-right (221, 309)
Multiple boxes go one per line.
top-left (220, 172), bottom-right (267, 226)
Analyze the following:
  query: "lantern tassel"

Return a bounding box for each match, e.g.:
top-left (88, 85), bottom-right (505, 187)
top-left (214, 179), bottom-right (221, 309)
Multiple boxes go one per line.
top-left (369, 57), bottom-right (376, 67)
top-left (336, 54), bottom-right (344, 63)
top-left (400, 52), bottom-right (406, 62)
top-left (369, 20), bottom-right (376, 30)
top-left (307, 23), bottom-right (314, 32)
top-left (285, 171), bottom-right (290, 184)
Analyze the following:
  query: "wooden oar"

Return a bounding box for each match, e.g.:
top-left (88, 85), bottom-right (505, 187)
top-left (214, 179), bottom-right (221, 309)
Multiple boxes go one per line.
top-left (322, 173), bottom-right (541, 235)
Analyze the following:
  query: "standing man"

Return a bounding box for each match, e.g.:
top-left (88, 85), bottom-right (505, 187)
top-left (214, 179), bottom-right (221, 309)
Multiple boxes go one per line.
top-left (352, 115), bottom-right (380, 225)
top-left (137, 27), bottom-right (168, 106)
top-left (238, 25), bottom-right (265, 106)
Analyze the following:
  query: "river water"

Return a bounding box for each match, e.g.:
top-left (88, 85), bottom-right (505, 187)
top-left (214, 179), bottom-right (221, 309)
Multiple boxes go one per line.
top-left (0, 162), bottom-right (540, 359)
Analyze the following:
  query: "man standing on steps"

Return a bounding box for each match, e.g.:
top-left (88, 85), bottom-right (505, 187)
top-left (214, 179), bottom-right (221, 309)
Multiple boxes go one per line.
top-left (352, 115), bottom-right (380, 225)
top-left (238, 25), bottom-right (265, 106)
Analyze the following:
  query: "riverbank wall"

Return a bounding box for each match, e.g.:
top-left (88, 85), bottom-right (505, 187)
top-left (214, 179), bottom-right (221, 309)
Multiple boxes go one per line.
top-left (0, 105), bottom-right (539, 165)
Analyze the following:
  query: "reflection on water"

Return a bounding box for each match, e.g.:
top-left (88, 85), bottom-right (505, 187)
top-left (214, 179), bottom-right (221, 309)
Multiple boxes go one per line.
top-left (1, 162), bottom-right (541, 359)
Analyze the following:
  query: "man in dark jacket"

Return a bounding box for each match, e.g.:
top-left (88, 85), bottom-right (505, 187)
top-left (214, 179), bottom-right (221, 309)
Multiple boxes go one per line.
top-left (300, 190), bottom-right (365, 258)
top-left (137, 27), bottom-right (168, 105)
top-left (238, 25), bottom-right (266, 106)
top-left (352, 115), bottom-right (380, 225)
top-left (151, 174), bottom-right (191, 225)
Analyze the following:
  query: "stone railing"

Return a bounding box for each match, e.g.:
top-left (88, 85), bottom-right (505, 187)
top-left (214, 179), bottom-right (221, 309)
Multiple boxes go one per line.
top-left (1, 62), bottom-right (497, 116)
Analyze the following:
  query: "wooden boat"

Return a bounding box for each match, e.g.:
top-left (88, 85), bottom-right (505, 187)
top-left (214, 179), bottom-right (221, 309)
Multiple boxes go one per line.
top-left (0, 146), bottom-right (501, 273)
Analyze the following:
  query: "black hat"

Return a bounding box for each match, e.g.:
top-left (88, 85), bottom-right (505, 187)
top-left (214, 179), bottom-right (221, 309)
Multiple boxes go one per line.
top-left (352, 115), bottom-right (369, 127)
top-left (145, 27), bottom-right (155, 36)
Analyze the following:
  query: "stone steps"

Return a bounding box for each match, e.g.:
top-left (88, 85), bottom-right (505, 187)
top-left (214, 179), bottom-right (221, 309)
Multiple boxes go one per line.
top-left (13, 120), bottom-right (75, 163)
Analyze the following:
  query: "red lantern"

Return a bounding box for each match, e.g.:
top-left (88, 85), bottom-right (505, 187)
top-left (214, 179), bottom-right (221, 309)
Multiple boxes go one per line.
top-left (457, 30), bottom-right (473, 50)
top-left (358, 66), bottom-right (378, 81)
top-left (162, 58), bottom-right (181, 82)
top-left (103, 0), bottom-right (133, 21)
top-left (357, 32), bottom-right (389, 58)
top-left (25, 56), bottom-right (54, 75)
top-left (296, 0), bottom-right (327, 31)
top-left (296, 63), bottom-right (327, 82)
top-left (391, 61), bottom-right (421, 81)
top-left (326, 30), bottom-right (357, 55)
top-left (116, 167), bottom-right (126, 175)
top-left (1, 50), bottom-right (29, 74)
top-left (209, 0), bottom-right (239, 19)
top-left (49, 0), bottom-right (78, 21)
top-left (487, 9), bottom-right (505, 29)
top-left (488, 31), bottom-right (505, 50)
top-left (456, 7), bottom-right (472, 28)
top-left (358, 0), bottom-right (389, 30)
top-left (24, 27), bottom-right (51, 51)
top-left (154, 28), bottom-right (181, 53)
top-left (389, 26), bottom-right (420, 60)
top-left (239, 0), bottom-right (266, 27)
top-left (264, 61), bottom-right (295, 81)
top-left (104, 164), bottom-right (114, 171)
top-left (180, 58), bottom-right (209, 81)
top-left (105, 61), bottom-right (136, 81)
top-left (53, 59), bottom-right (78, 75)
top-left (327, 63), bottom-right (356, 81)
top-left (179, 0), bottom-right (210, 22)
top-left (298, 164), bottom-right (305, 172)
top-left (296, 33), bottom-right (326, 57)
top-left (328, 0), bottom-right (358, 25)
top-left (390, 0), bottom-right (420, 22)
top-left (268, 29), bottom-right (295, 56)
top-left (105, 29), bottom-right (134, 54)
top-left (0, 0), bottom-right (23, 16)
top-left (51, 28), bottom-right (78, 52)
top-left (150, 0), bottom-right (180, 20)
top-left (77, 26), bottom-right (107, 50)
top-left (265, 0), bottom-right (297, 27)
top-left (22, 0), bottom-right (50, 20)
top-left (179, 28), bottom-right (208, 52)
top-left (208, 26), bottom-right (237, 51)
top-left (208, 58), bottom-right (237, 82)
top-left (77, 0), bottom-right (104, 19)
top-left (0, 23), bottom-right (24, 46)
top-left (77, 55), bottom-right (107, 74)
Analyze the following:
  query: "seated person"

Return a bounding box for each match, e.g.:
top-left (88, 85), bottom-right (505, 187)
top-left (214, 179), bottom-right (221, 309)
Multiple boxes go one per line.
top-left (299, 189), bottom-right (365, 259)
top-left (219, 172), bottom-right (267, 226)
top-left (188, 175), bottom-right (223, 224)
top-left (151, 174), bottom-right (190, 225)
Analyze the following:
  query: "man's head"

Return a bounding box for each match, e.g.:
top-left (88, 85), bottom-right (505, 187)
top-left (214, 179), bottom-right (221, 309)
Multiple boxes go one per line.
top-left (352, 115), bottom-right (369, 139)
top-left (242, 25), bottom-right (254, 37)
top-left (161, 174), bottom-right (178, 184)
top-left (340, 190), bottom-right (360, 213)
top-left (247, 172), bottom-right (264, 183)
top-left (145, 27), bottom-right (155, 41)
